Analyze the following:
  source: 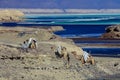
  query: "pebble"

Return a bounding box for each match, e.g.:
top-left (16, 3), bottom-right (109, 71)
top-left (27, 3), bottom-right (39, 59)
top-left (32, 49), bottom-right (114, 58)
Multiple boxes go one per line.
top-left (114, 63), bottom-right (119, 67)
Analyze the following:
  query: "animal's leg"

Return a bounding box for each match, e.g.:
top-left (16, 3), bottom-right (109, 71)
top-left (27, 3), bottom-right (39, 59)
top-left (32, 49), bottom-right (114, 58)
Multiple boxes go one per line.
top-left (31, 43), bottom-right (36, 49)
top-left (66, 54), bottom-right (70, 68)
top-left (81, 56), bottom-right (85, 64)
top-left (91, 57), bottom-right (95, 65)
top-left (86, 56), bottom-right (95, 65)
top-left (63, 53), bottom-right (70, 68)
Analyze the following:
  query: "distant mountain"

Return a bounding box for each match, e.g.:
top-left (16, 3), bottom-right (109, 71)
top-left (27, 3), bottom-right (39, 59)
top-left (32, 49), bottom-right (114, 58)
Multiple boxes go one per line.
top-left (0, 0), bottom-right (120, 9)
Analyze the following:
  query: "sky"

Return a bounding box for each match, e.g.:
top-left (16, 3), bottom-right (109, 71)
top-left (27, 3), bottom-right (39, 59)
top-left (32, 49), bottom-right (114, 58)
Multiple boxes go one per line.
top-left (0, 0), bottom-right (120, 9)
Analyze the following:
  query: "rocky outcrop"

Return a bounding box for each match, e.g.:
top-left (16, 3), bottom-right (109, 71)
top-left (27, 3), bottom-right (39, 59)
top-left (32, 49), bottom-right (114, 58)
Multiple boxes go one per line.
top-left (101, 25), bottom-right (120, 39)
top-left (48, 26), bottom-right (64, 32)
top-left (0, 10), bottom-right (24, 22)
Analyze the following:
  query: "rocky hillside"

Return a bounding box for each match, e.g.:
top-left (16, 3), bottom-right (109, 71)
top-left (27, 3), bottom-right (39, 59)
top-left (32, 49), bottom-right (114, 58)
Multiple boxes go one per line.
top-left (101, 25), bottom-right (120, 39)
top-left (0, 26), bottom-right (119, 80)
top-left (0, 44), bottom-right (119, 80)
top-left (0, 10), bottom-right (24, 22)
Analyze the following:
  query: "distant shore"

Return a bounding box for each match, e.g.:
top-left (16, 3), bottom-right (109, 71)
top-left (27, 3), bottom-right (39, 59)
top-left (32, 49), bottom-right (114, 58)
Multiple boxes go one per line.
top-left (1, 8), bottom-right (120, 14)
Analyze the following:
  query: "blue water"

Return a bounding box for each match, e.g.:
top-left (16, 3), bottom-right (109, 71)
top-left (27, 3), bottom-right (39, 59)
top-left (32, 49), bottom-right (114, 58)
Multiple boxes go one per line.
top-left (0, 13), bottom-right (120, 56)
top-left (55, 25), bottom-right (108, 38)
top-left (24, 13), bottom-right (120, 25)
top-left (23, 14), bottom-right (120, 38)
top-left (83, 48), bottom-right (120, 57)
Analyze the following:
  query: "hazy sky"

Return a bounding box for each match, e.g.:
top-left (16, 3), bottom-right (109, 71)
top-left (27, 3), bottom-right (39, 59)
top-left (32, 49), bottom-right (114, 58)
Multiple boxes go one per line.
top-left (0, 0), bottom-right (120, 9)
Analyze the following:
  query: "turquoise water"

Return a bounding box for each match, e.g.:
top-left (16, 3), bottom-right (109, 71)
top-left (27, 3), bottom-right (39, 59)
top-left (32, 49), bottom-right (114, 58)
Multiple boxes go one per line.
top-left (24, 13), bottom-right (120, 25)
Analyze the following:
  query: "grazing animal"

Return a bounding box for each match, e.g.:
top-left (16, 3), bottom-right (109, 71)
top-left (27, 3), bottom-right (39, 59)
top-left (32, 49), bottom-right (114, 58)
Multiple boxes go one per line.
top-left (22, 38), bottom-right (37, 50)
top-left (29, 40), bottom-right (37, 49)
top-left (52, 45), bottom-right (95, 68)
top-left (52, 46), bottom-right (70, 68)
top-left (71, 51), bottom-right (95, 65)
top-left (61, 47), bottom-right (70, 67)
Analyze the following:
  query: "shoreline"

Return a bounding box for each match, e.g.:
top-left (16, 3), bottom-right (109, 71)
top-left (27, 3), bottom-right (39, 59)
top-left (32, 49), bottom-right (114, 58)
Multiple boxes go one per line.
top-left (69, 37), bottom-right (120, 48)
top-left (68, 37), bottom-right (120, 40)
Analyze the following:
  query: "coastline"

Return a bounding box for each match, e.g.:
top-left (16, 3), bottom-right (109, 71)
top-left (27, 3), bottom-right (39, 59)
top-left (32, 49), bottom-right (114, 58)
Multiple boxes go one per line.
top-left (0, 10), bottom-right (119, 80)
top-left (68, 37), bottom-right (120, 48)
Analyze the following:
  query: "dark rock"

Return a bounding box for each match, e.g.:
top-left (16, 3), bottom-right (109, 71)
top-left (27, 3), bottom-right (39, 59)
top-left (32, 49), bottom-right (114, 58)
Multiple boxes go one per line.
top-left (114, 63), bottom-right (119, 67)
top-left (21, 76), bottom-right (24, 79)
top-left (101, 25), bottom-right (120, 39)
top-left (105, 27), bottom-right (113, 33)
top-left (114, 26), bottom-right (120, 32)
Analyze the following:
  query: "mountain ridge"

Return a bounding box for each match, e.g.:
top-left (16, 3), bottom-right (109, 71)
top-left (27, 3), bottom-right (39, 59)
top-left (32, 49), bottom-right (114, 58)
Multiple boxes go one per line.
top-left (0, 0), bottom-right (120, 9)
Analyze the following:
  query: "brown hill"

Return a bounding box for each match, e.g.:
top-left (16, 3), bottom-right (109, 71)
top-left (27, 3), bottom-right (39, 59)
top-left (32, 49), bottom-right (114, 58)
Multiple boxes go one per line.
top-left (101, 25), bottom-right (120, 39)
top-left (0, 10), bottom-right (24, 22)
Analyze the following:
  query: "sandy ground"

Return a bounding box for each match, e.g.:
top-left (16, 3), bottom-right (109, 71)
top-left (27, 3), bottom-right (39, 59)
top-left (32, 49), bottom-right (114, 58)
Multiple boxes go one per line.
top-left (0, 10), bottom-right (24, 22)
top-left (0, 27), bottom-right (119, 80)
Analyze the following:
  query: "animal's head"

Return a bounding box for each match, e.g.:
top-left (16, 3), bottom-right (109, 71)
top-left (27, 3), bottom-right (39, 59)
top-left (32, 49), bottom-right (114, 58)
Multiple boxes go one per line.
top-left (71, 51), bottom-right (77, 56)
top-left (61, 47), bottom-right (67, 51)
top-left (88, 56), bottom-right (95, 65)
top-left (50, 46), bottom-right (57, 52)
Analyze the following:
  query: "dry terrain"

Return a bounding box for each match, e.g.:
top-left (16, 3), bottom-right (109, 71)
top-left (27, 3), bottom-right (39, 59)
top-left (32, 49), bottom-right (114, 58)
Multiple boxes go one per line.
top-left (0, 27), bottom-right (119, 80)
